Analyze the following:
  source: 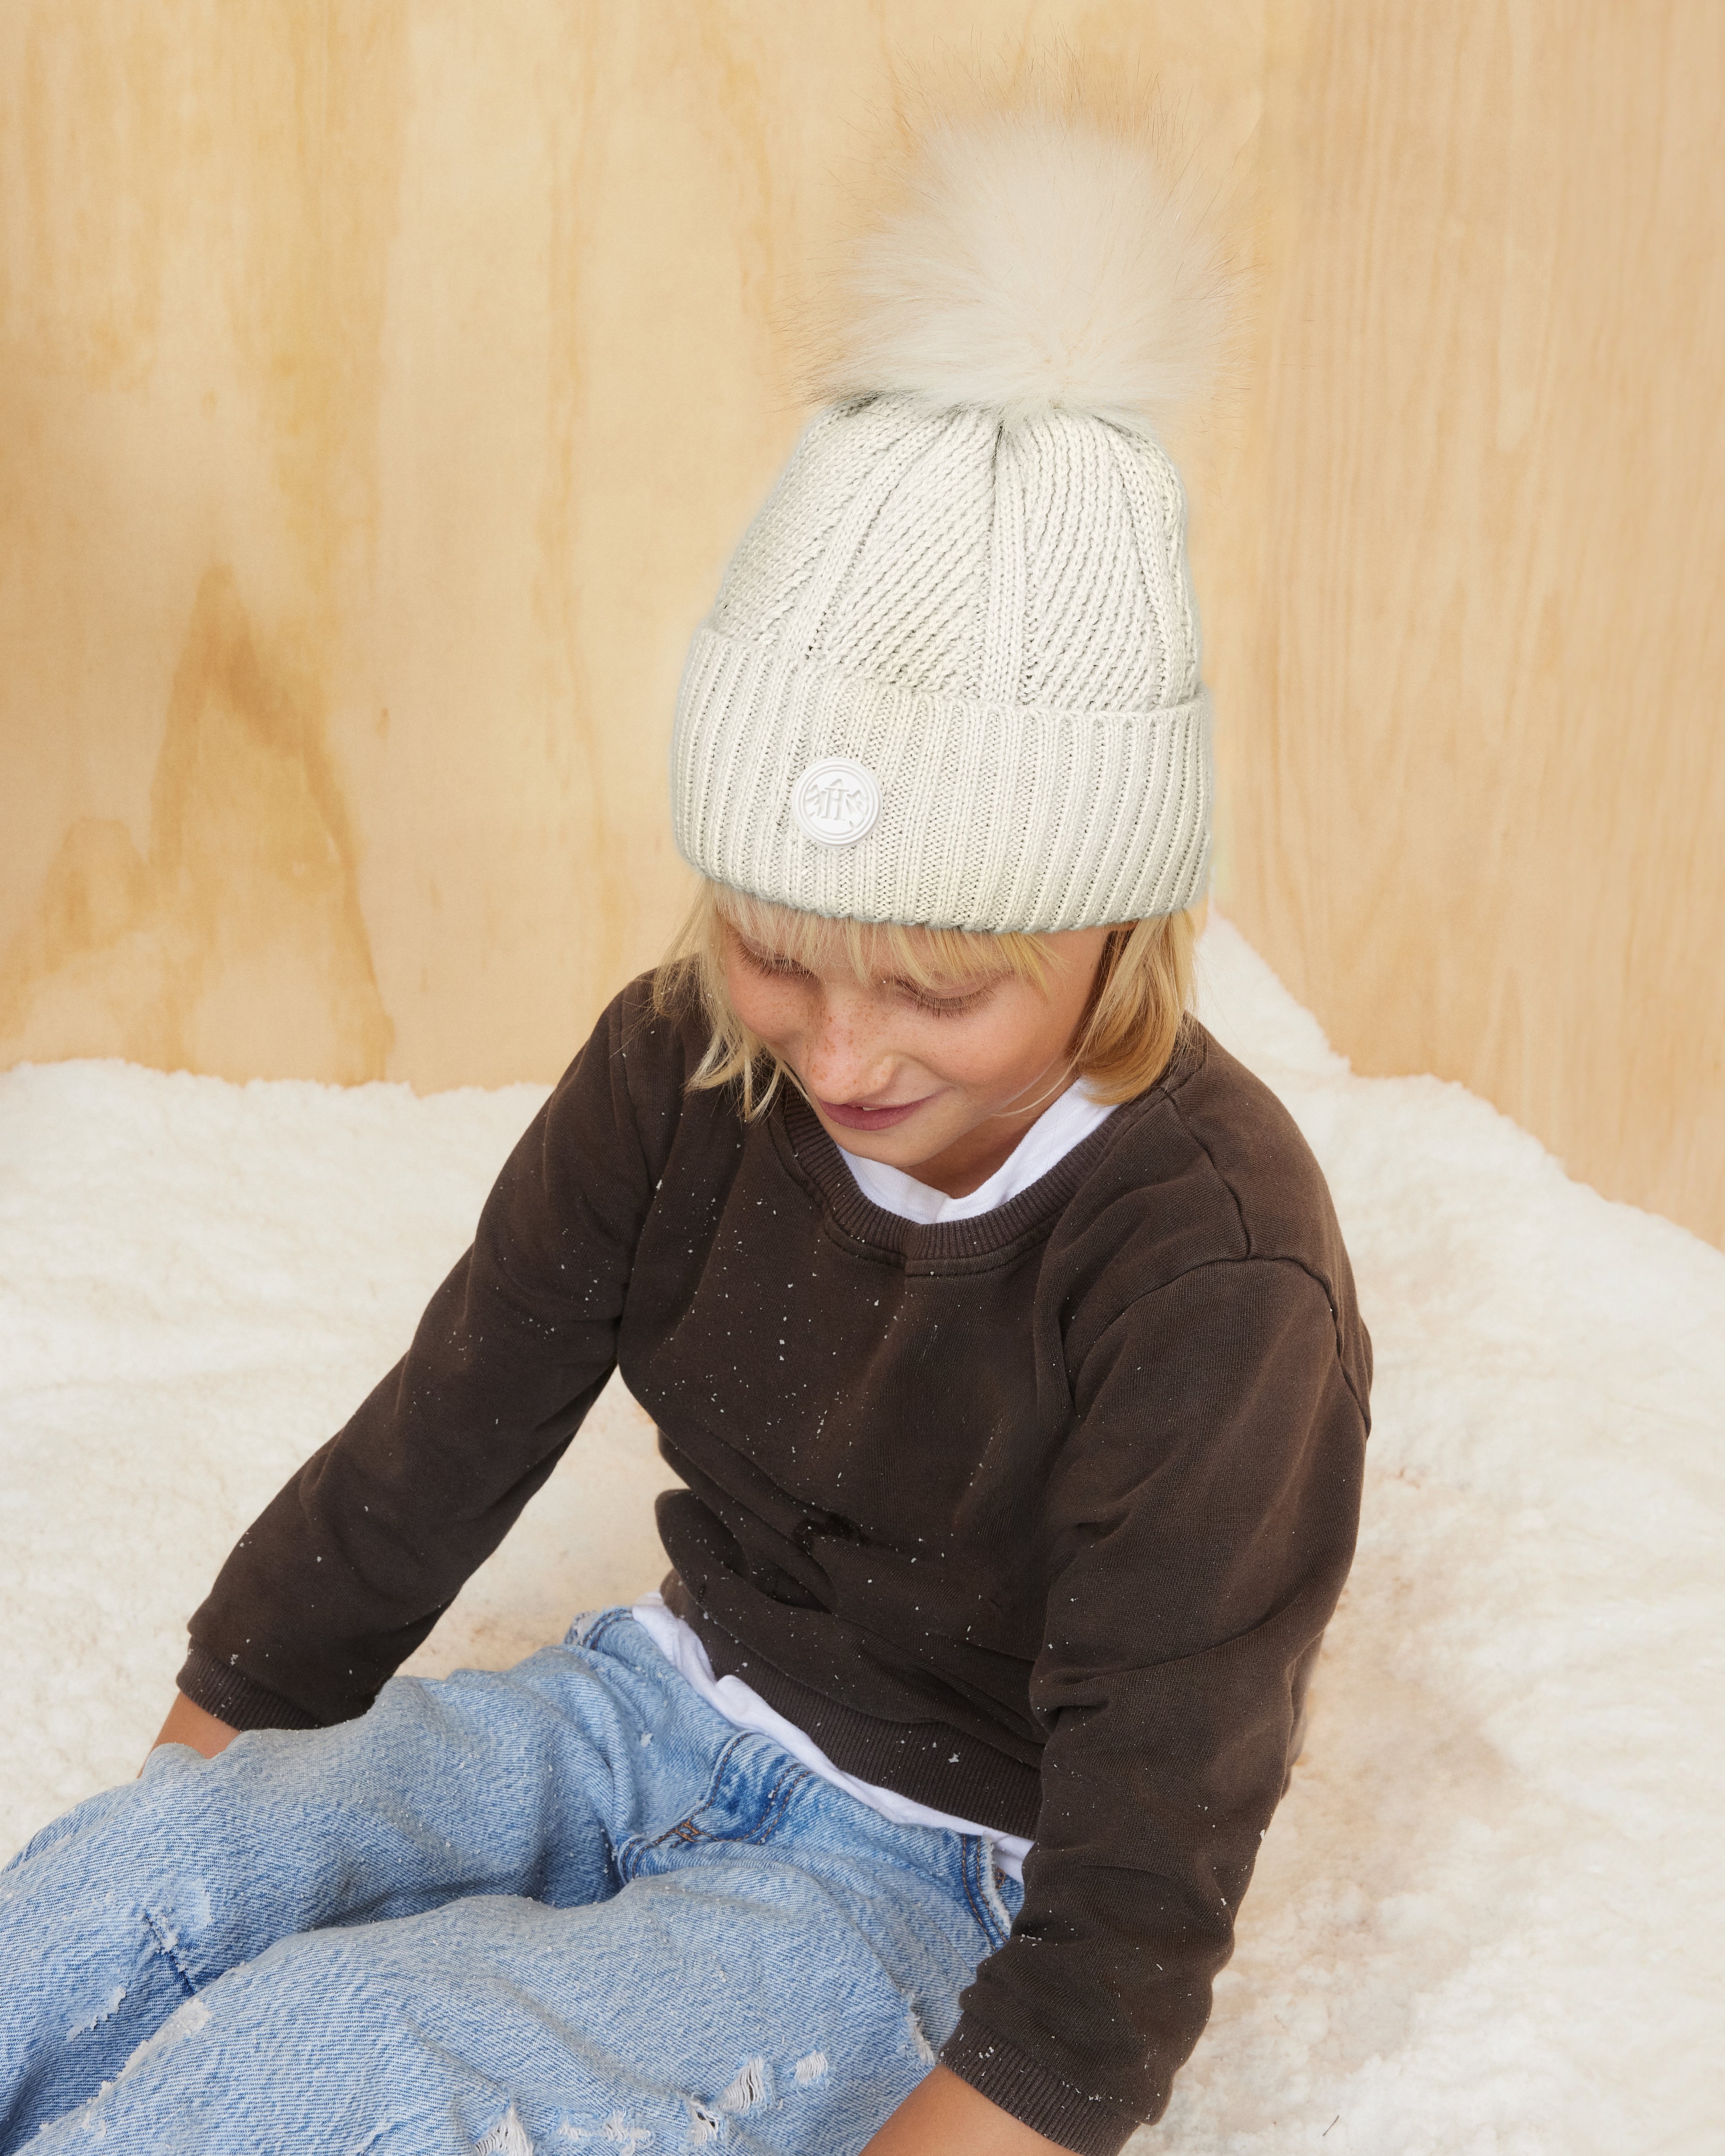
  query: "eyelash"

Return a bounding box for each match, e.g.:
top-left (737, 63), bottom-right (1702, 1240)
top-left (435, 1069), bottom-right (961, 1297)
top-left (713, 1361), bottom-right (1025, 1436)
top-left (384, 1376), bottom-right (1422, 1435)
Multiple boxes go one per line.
top-left (905, 989), bottom-right (983, 1019)
top-left (739, 944), bottom-right (983, 1019)
top-left (745, 948), bottom-right (805, 980)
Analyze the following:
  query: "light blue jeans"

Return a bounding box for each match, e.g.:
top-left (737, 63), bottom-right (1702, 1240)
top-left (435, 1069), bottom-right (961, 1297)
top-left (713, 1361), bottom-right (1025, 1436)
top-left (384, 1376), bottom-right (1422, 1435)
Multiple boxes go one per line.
top-left (0, 1610), bottom-right (1021, 2154)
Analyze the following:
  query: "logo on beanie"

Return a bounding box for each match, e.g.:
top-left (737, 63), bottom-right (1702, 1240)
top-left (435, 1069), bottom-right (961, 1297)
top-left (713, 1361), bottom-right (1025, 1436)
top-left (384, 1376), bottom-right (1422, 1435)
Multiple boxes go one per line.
top-left (791, 757), bottom-right (881, 847)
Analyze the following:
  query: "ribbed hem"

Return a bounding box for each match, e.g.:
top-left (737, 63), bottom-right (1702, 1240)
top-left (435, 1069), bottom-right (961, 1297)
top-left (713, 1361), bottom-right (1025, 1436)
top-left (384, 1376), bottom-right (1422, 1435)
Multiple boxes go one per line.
top-left (176, 1646), bottom-right (322, 1733)
top-left (940, 2017), bottom-right (1146, 2156)
top-left (664, 1578), bottom-right (1042, 1839)
top-left (672, 624), bottom-right (1211, 933)
top-left (778, 1090), bottom-right (1127, 1266)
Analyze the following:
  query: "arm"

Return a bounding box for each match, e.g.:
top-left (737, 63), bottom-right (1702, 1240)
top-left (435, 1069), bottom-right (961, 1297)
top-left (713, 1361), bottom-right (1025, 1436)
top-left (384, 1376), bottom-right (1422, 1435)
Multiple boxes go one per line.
top-left (861, 2068), bottom-right (1063, 2156)
top-left (940, 1258), bottom-right (1369, 2150)
top-left (177, 981), bottom-right (679, 1733)
top-left (144, 1691), bottom-right (238, 1766)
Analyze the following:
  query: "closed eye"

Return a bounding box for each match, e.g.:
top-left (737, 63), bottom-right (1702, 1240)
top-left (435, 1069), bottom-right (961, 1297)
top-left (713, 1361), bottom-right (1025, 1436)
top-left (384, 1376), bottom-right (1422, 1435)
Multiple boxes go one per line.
top-left (887, 978), bottom-right (997, 1019)
top-left (734, 934), bottom-right (997, 1017)
top-left (736, 936), bottom-right (811, 983)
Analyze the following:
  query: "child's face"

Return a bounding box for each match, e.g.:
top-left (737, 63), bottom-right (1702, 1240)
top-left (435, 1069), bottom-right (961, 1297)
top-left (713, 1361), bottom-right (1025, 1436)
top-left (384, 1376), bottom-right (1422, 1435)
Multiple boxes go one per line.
top-left (723, 916), bottom-right (1111, 1185)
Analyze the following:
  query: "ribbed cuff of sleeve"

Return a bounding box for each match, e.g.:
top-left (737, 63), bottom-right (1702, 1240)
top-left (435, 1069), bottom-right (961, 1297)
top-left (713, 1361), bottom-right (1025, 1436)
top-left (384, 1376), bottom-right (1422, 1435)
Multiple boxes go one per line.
top-left (939, 2016), bottom-right (1144, 2156)
top-left (176, 1646), bottom-right (323, 1733)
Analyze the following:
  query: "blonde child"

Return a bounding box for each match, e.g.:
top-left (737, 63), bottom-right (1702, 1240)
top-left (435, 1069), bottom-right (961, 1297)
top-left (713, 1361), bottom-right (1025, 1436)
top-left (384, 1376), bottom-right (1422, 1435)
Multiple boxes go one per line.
top-left (0, 113), bottom-right (1369, 2156)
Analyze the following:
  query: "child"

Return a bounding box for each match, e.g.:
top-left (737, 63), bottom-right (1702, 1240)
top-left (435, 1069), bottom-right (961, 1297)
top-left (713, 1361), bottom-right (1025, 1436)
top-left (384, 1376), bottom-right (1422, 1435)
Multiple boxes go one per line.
top-left (0, 113), bottom-right (1369, 2156)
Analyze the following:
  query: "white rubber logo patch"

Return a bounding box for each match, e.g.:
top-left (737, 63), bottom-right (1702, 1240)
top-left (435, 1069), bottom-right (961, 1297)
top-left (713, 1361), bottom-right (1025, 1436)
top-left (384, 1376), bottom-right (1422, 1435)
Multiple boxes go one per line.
top-left (791, 757), bottom-right (881, 847)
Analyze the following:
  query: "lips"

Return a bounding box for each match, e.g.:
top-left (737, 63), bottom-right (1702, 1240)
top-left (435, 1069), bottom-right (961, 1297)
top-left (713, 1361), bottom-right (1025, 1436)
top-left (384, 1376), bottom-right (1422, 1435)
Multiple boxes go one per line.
top-left (816, 1093), bottom-right (936, 1132)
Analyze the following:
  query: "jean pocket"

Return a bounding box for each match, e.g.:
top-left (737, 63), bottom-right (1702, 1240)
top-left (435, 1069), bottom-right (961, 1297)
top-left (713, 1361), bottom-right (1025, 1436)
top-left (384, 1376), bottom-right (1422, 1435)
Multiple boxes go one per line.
top-left (617, 1735), bottom-right (814, 1879)
top-left (960, 1834), bottom-right (1019, 1952)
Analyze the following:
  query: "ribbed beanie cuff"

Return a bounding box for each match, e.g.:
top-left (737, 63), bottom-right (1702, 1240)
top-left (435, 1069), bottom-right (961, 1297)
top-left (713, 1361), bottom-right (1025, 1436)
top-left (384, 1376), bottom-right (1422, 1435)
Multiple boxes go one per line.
top-left (672, 625), bottom-right (1210, 933)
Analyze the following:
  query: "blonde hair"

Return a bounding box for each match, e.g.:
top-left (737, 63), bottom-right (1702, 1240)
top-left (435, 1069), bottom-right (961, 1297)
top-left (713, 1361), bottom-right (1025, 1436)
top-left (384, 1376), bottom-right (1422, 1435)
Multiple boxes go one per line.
top-left (654, 882), bottom-right (1195, 1121)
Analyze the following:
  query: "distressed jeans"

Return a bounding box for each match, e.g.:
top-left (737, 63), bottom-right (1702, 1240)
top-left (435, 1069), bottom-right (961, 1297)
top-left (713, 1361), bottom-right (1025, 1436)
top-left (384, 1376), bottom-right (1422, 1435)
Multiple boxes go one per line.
top-left (0, 1610), bottom-right (1021, 2154)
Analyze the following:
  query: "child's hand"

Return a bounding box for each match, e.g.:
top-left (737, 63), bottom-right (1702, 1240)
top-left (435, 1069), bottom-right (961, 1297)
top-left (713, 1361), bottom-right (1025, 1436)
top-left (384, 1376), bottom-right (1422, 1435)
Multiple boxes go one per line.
top-left (141, 1692), bottom-right (239, 1772)
top-left (860, 2066), bottom-right (1065, 2155)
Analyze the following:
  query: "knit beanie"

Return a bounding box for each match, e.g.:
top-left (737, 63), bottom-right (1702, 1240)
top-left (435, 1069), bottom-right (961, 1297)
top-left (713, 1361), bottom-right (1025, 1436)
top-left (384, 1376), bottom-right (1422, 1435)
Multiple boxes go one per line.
top-left (671, 112), bottom-right (1231, 935)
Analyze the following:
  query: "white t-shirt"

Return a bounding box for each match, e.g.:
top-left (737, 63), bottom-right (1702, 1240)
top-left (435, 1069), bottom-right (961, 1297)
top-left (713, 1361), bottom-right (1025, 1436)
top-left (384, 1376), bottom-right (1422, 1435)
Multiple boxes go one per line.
top-left (837, 1078), bottom-right (1115, 1224)
top-left (634, 1082), bottom-right (1117, 1883)
top-left (631, 1593), bottom-right (1033, 1878)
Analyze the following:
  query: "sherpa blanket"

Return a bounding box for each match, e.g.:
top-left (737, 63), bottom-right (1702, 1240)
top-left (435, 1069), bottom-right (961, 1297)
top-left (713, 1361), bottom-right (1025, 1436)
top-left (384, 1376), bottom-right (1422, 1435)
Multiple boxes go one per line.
top-left (2, 918), bottom-right (1717, 2154)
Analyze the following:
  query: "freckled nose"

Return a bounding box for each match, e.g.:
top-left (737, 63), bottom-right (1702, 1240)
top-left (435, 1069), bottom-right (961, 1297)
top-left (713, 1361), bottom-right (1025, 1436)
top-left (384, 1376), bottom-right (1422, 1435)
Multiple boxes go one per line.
top-left (801, 1002), bottom-right (889, 1102)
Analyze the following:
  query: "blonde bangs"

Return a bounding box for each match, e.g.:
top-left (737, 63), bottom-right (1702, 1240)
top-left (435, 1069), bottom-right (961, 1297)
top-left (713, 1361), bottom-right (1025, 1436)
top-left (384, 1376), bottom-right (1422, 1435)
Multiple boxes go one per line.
top-left (654, 880), bottom-right (1195, 1121)
top-left (708, 886), bottom-right (1053, 995)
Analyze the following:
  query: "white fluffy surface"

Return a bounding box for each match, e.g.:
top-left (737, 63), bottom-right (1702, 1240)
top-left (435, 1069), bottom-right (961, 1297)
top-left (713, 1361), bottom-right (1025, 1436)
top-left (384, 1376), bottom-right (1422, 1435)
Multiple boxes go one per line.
top-left (1, 917), bottom-right (1720, 2151)
top-left (824, 111), bottom-right (1232, 434)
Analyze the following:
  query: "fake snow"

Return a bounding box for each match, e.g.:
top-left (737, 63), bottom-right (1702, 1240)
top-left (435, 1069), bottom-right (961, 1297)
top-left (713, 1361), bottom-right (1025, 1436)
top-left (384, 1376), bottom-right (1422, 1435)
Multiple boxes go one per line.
top-left (0, 916), bottom-right (1719, 2152)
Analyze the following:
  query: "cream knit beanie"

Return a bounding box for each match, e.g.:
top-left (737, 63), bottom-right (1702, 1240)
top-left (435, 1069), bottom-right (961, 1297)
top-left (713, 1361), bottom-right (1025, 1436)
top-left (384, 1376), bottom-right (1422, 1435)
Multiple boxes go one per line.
top-left (671, 112), bottom-right (1231, 934)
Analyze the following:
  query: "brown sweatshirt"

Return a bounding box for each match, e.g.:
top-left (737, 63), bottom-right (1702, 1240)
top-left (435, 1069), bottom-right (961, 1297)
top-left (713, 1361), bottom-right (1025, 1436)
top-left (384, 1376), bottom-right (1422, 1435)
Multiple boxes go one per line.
top-left (180, 972), bottom-right (1370, 2156)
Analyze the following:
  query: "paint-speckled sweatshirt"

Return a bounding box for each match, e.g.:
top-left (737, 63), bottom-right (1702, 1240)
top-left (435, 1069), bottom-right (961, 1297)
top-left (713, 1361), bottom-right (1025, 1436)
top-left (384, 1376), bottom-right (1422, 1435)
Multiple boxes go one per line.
top-left (180, 972), bottom-right (1371, 2156)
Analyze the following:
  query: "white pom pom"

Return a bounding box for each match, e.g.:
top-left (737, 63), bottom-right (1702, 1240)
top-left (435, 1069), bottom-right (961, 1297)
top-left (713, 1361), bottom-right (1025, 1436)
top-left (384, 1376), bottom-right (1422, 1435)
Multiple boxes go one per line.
top-left (823, 110), bottom-right (1234, 438)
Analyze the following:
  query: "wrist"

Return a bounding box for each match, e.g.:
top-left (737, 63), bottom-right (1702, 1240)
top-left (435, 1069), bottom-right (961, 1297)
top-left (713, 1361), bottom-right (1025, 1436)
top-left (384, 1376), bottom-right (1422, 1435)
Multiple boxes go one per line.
top-left (147, 1690), bottom-right (239, 1765)
top-left (860, 2065), bottom-right (1066, 2156)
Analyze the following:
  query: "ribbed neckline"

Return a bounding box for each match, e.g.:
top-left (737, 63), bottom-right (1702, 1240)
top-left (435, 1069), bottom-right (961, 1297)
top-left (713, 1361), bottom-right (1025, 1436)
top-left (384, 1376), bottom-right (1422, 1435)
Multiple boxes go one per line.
top-left (771, 1021), bottom-right (1205, 1266)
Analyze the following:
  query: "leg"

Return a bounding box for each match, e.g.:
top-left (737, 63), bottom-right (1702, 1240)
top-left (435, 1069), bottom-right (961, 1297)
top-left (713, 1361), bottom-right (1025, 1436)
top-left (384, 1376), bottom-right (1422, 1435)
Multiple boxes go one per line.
top-left (22, 1715), bottom-right (1021, 2155)
top-left (0, 1612), bottom-right (720, 2149)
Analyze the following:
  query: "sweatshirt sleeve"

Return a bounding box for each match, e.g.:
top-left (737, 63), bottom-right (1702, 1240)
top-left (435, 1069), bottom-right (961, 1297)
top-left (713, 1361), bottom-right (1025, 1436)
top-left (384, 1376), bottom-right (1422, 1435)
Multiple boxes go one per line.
top-left (178, 981), bottom-right (673, 1731)
top-left (939, 1257), bottom-right (1368, 2156)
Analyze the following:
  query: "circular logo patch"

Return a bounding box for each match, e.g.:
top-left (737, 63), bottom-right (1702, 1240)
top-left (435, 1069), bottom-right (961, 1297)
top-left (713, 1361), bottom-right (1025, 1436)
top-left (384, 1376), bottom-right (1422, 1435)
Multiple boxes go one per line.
top-left (791, 757), bottom-right (881, 847)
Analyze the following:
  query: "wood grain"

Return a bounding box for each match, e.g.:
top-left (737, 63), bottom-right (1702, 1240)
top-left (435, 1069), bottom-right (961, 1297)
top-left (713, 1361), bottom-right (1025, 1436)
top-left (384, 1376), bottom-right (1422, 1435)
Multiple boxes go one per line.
top-left (1206, 0), bottom-right (1725, 1245)
top-left (1, 1), bottom-right (1720, 1245)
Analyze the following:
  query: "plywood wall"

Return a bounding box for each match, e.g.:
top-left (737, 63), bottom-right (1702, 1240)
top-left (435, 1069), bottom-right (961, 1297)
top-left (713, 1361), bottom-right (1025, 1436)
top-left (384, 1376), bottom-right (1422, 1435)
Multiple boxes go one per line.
top-left (1205, 0), bottom-right (1725, 1249)
top-left (2, 2), bottom-right (1721, 1248)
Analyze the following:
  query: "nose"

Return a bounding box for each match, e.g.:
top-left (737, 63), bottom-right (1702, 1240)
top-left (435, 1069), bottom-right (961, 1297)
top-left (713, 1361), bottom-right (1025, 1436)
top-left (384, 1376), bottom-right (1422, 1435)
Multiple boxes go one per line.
top-left (796, 987), bottom-right (897, 1104)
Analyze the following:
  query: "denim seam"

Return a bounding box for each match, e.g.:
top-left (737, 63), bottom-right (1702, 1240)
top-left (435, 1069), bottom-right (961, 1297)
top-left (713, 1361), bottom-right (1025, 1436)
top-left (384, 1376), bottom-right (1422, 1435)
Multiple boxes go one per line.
top-left (689, 1731), bottom-right (814, 1845)
top-left (731, 1764), bottom-right (812, 1847)
top-left (143, 1906), bottom-right (199, 2001)
top-left (648, 1729), bottom-right (754, 1854)
top-left (976, 1843), bottom-right (1016, 1947)
top-left (960, 1837), bottom-right (1008, 1953)
top-left (575, 1608), bottom-right (633, 1656)
top-left (623, 1736), bottom-right (814, 1875)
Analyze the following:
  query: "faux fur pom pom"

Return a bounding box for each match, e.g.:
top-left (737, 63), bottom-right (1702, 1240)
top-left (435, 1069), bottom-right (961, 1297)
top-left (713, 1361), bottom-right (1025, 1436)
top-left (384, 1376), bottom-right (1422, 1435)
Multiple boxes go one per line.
top-left (821, 110), bottom-right (1234, 438)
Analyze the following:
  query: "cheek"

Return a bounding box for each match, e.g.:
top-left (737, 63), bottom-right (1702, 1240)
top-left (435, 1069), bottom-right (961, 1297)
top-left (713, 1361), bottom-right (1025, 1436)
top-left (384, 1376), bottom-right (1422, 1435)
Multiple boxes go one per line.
top-left (724, 962), bottom-right (801, 1047)
top-left (925, 997), bottom-right (1060, 1091)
